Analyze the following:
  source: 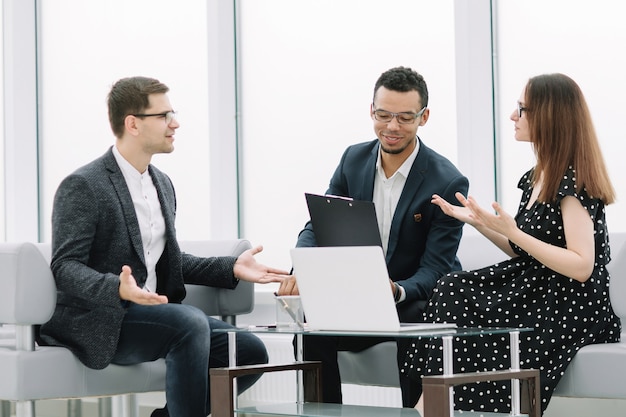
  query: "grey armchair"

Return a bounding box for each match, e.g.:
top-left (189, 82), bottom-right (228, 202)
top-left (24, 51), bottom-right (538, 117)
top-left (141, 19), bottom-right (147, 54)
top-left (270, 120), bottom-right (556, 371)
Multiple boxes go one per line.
top-left (0, 239), bottom-right (254, 417)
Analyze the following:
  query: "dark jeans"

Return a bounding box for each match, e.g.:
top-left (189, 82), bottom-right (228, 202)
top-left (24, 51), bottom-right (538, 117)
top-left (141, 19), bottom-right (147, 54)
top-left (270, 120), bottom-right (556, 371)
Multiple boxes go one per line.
top-left (299, 335), bottom-right (421, 407)
top-left (111, 303), bottom-right (268, 417)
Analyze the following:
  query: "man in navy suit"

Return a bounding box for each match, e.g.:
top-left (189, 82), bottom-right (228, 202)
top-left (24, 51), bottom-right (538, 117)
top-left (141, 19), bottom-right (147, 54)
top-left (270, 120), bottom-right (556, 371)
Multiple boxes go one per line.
top-left (278, 66), bottom-right (469, 407)
top-left (39, 76), bottom-right (290, 417)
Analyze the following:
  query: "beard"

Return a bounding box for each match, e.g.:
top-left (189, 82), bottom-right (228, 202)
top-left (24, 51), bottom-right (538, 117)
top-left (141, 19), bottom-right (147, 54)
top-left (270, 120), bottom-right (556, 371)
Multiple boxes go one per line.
top-left (380, 138), bottom-right (414, 155)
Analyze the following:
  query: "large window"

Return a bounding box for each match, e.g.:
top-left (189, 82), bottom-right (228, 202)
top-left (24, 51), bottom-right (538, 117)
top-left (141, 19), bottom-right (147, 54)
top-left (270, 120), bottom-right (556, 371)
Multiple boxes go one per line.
top-left (0, 5), bottom-right (4, 239)
top-left (495, 0), bottom-right (626, 233)
top-left (38, 0), bottom-right (213, 241)
top-left (9, 0), bottom-right (624, 263)
top-left (238, 0), bottom-right (460, 274)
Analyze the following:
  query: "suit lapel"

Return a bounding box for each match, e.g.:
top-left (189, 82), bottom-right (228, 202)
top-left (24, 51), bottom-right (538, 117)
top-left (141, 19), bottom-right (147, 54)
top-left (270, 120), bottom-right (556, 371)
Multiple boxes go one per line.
top-left (385, 141), bottom-right (429, 261)
top-left (104, 150), bottom-right (146, 264)
top-left (359, 144), bottom-right (378, 201)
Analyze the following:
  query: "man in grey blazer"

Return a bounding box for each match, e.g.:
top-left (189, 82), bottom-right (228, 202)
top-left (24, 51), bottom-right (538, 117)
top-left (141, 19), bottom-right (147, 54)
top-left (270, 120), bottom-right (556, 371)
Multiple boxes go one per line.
top-left (277, 67), bottom-right (469, 407)
top-left (38, 76), bottom-right (290, 417)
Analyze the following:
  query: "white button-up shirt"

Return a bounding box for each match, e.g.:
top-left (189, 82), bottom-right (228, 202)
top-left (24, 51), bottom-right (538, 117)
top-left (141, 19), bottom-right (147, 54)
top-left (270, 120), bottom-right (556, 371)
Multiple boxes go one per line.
top-left (372, 139), bottom-right (420, 303)
top-left (372, 138), bottom-right (420, 255)
top-left (113, 146), bottom-right (166, 293)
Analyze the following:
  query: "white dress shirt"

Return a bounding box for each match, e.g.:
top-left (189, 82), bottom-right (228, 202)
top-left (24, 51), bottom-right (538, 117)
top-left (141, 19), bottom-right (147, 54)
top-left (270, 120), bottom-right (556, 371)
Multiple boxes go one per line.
top-left (372, 138), bottom-right (420, 302)
top-left (113, 146), bottom-right (166, 293)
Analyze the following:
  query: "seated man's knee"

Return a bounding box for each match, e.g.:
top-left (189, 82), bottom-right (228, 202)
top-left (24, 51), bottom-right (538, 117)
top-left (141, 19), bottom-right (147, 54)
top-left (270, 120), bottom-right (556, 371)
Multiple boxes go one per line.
top-left (237, 333), bottom-right (269, 365)
top-left (176, 305), bottom-right (211, 341)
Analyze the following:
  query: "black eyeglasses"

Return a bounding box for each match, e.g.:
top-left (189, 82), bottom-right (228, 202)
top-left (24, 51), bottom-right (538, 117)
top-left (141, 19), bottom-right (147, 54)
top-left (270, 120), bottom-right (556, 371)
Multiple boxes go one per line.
top-left (132, 111), bottom-right (177, 125)
top-left (373, 107), bottom-right (426, 124)
top-left (517, 102), bottom-right (528, 118)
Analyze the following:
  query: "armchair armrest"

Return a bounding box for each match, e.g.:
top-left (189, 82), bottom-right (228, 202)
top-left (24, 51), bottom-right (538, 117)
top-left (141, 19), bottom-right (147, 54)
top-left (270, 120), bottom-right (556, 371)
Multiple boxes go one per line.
top-left (179, 240), bottom-right (254, 322)
top-left (0, 243), bottom-right (56, 326)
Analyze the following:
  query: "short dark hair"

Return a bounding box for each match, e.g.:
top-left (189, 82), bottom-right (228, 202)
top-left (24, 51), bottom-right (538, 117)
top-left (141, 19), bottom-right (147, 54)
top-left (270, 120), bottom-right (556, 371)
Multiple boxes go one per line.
top-left (107, 76), bottom-right (169, 138)
top-left (373, 66), bottom-right (428, 108)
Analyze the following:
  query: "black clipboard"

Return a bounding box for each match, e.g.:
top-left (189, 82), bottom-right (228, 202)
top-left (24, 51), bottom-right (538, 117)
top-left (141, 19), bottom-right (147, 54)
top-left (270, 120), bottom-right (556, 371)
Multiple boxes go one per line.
top-left (304, 193), bottom-right (382, 247)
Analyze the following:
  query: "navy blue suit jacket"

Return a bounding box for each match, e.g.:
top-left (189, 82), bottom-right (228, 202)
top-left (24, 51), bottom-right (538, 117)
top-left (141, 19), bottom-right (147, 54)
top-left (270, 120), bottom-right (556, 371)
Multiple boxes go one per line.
top-left (296, 139), bottom-right (469, 322)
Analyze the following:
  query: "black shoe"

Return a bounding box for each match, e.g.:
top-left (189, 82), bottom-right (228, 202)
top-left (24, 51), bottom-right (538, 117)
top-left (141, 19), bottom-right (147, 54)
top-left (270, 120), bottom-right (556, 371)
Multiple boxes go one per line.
top-left (150, 406), bottom-right (169, 417)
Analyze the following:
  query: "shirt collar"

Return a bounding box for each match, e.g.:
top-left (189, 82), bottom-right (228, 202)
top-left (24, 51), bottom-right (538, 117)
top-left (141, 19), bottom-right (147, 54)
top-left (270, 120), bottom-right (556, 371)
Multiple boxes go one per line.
top-left (112, 145), bottom-right (145, 180)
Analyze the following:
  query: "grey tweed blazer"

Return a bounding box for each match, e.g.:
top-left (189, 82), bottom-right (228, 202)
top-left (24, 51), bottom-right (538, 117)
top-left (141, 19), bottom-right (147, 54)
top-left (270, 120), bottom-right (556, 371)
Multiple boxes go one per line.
top-left (38, 147), bottom-right (239, 369)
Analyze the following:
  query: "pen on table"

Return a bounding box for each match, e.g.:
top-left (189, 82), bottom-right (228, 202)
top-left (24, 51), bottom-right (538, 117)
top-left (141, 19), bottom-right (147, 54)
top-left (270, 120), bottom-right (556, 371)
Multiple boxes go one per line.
top-left (247, 324), bottom-right (277, 330)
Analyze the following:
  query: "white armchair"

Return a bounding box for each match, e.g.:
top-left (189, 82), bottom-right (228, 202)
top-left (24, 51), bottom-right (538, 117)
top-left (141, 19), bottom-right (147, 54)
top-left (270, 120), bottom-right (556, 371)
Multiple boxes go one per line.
top-left (0, 239), bottom-right (254, 417)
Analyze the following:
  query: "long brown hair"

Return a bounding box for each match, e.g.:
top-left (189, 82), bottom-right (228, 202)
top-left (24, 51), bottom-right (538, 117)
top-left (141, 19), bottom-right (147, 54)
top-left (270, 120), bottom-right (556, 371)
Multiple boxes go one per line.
top-left (525, 73), bottom-right (615, 204)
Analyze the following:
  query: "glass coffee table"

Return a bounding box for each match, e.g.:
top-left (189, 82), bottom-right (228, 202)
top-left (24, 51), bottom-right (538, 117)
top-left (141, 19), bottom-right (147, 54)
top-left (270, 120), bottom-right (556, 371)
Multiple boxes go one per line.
top-left (210, 326), bottom-right (538, 417)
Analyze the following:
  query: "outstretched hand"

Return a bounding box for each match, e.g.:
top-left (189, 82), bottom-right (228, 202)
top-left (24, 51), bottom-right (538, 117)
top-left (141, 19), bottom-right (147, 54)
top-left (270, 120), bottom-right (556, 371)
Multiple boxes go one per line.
top-left (118, 265), bottom-right (168, 305)
top-left (234, 245), bottom-right (292, 284)
top-left (431, 192), bottom-right (476, 225)
top-left (465, 198), bottom-right (518, 237)
top-left (432, 192), bottom-right (517, 237)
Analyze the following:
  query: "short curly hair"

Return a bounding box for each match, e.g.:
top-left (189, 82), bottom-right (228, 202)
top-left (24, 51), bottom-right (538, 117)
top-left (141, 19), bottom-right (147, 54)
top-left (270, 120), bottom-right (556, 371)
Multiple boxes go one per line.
top-left (373, 66), bottom-right (428, 108)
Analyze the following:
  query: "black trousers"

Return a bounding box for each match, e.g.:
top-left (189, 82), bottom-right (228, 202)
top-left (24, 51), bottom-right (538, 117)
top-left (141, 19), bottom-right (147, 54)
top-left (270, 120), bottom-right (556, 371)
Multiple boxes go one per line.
top-left (297, 335), bottom-right (421, 407)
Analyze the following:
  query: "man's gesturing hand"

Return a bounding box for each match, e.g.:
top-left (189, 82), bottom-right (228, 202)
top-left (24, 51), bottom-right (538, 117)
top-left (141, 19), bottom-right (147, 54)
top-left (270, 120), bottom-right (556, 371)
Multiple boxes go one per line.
top-left (119, 265), bottom-right (168, 305)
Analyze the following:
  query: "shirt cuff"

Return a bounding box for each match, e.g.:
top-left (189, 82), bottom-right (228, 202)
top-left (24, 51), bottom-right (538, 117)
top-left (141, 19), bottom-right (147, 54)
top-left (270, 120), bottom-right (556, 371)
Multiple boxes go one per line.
top-left (394, 282), bottom-right (406, 304)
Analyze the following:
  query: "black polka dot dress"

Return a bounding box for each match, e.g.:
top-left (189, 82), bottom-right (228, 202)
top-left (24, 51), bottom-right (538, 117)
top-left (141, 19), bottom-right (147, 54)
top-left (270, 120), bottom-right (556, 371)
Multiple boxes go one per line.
top-left (401, 167), bottom-right (621, 414)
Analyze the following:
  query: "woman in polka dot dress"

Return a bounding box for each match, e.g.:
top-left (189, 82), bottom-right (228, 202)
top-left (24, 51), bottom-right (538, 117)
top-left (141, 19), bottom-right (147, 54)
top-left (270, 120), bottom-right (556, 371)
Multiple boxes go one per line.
top-left (403, 73), bottom-right (621, 415)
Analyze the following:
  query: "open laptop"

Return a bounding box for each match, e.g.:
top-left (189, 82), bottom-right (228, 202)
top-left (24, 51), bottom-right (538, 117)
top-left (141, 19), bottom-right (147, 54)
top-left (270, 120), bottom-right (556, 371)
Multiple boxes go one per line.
top-left (305, 193), bottom-right (382, 247)
top-left (290, 245), bottom-right (456, 332)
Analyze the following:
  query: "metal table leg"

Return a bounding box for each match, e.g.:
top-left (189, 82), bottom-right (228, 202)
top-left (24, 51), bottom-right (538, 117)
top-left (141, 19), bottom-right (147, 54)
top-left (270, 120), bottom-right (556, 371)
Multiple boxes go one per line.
top-left (510, 331), bottom-right (521, 415)
top-left (423, 331), bottom-right (540, 417)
